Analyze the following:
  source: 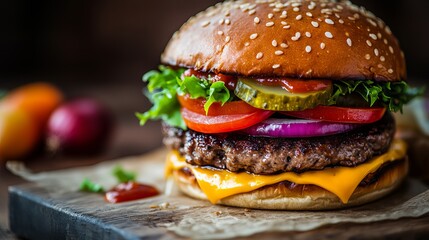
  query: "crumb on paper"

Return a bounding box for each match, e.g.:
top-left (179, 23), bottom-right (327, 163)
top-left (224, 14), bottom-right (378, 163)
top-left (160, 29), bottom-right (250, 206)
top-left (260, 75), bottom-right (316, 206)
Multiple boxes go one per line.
top-left (159, 202), bottom-right (170, 209)
top-left (214, 211), bottom-right (223, 216)
top-left (150, 202), bottom-right (171, 210)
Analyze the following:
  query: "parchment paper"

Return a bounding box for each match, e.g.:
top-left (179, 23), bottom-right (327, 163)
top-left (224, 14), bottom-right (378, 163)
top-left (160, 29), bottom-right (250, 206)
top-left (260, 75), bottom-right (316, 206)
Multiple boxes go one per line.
top-left (7, 148), bottom-right (429, 239)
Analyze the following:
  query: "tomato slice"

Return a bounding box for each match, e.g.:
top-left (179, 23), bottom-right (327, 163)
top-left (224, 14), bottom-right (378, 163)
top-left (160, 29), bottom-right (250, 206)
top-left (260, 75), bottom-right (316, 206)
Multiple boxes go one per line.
top-left (181, 107), bottom-right (273, 133)
top-left (282, 106), bottom-right (386, 124)
top-left (255, 78), bottom-right (332, 93)
top-left (177, 95), bottom-right (258, 116)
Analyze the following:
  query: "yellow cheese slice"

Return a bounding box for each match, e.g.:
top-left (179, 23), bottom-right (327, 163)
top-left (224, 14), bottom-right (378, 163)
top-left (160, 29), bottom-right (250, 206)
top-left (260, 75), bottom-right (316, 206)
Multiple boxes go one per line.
top-left (166, 139), bottom-right (406, 204)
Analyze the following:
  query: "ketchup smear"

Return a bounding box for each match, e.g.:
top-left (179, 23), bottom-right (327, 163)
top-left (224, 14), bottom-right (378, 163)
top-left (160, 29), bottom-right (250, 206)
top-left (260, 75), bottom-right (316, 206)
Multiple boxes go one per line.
top-left (105, 181), bottom-right (159, 203)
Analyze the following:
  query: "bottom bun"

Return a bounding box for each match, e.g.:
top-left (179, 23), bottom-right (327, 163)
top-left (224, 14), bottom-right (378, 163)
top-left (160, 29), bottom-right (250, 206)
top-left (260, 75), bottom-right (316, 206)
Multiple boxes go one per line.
top-left (172, 159), bottom-right (408, 210)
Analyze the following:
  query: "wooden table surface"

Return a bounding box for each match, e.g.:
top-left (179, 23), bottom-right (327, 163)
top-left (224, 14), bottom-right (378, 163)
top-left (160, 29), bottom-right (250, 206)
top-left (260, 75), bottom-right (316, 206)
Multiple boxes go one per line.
top-left (1, 79), bottom-right (428, 239)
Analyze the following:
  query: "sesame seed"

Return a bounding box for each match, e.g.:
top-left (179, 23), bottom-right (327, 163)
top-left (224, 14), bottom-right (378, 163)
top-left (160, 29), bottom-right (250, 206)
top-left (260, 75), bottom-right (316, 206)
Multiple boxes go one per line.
top-left (320, 42), bottom-right (326, 49)
top-left (308, 3), bottom-right (316, 10)
top-left (248, 9), bottom-right (256, 15)
top-left (254, 17), bottom-right (260, 24)
top-left (380, 56), bottom-right (386, 62)
top-left (369, 33), bottom-right (377, 40)
top-left (339, 19), bottom-right (344, 24)
top-left (389, 46), bottom-right (394, 54)
top-left (388, 69), bottom-right (394, 74)
top-left (276, 3), bottom-right (284, 8)
top-left (250, 33), bottom-right (258, 40)
top-left (268, 13), bottom-right (274, 19)
top-left (305, 32), bottom-right (311, 37)
top-left (378, 64), bottom-right (383, 69)
top-left (225, 36), bottom-right (231, 43)
top-left (321, 9), bottom-right (332, 14)
top-left (384, 39), bottom-right (388, 44)
top-left (346, 38), bottom-right (352, 47)
top-left (256, 52), bottom-right (264, 59)
top-left (219, 19), bottom-right (224, 25)
top-left (273, 8), bottom-right (281, 12)
top-left (325, 31), bottom-right (333, 38)
top-left (325, 19), bottom-right (334, 25)
top-left (377, 32), bottom-right (382, 39)
top-left (272, 40), bottom-right (278, 47)
top-left (366, 40), bottom-right (372, 47)
top-left (275, 50), bottom-right (284, 55)
top-left (266, 21), bottom-right (275, 27)
top-left (291, 32), bottom-right (301, 41)
top-left (217, 31), bottom-right (224, 35)
top-left (272, 64), bottom-right (281, 69)
top-left (311, 21), bottom-right (319, 27)
top-left (305, 45), bottom-right (312, 53)
top-left (385, 26), bottom-right (392, 35)
top-left (367, 18), bottom-right (377, 27)
top-left (281, 21), bottom-right (287, 25)
top-left (293, 7), bottom-right (300, 12)
top-left (296, 15), bottom-right (302, 20)
top-left (306, 12), bottom-right (313, 17)
top-left (335, 13), bottom-right (341, 18)
top-left (283, 25), bottom-right (291, 29)
top-left (201, 21), bottom-right (210, 27)
top-left (281, 43), bottom-right (288, 48)
top-left (282, 10), bottom-right (287, 16)
top-left (244, 42), bottom-right (250, 47)
top-left (225, 19), bottom-right (231, 25)
top-left (292, 2), bottom-right (301, 7)
top-left (374, 48), bottom-right (379, 56)
top-left (365, 54), bottom-right (371, 60)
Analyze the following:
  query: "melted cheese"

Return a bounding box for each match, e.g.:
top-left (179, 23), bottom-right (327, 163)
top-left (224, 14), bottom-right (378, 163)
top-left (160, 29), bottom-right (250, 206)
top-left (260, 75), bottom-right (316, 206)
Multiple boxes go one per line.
top-left (166, 139), bottom-right (406, 204)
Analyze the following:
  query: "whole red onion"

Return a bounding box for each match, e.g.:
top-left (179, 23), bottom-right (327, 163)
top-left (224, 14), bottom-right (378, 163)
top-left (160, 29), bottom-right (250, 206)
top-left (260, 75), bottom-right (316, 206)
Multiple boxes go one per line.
top-left (47, 98), bottom-right (113, 154)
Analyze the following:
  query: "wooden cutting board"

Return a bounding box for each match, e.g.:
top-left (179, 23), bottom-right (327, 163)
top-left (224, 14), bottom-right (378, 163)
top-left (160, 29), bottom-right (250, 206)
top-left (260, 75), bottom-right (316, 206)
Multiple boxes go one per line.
top-left (8, 182), bottom-right (429, 240)
top-left (7, 149), bottom-right (429, 239)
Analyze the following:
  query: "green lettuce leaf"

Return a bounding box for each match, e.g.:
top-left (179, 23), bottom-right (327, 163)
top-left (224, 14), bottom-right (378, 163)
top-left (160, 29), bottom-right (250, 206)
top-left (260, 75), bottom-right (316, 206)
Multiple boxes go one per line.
top-left (113, 165), bottom-right (136, 183)
top-left (329, 80), bottom-right (424, 112)
top-left (80, 178), bottom-right (104, 193)
top-left (136, 66), bottom-right (232, 129)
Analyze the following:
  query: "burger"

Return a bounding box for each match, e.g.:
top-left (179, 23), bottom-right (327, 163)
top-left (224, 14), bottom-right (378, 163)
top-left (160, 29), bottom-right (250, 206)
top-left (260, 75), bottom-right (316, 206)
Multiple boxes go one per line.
top-left (137, 0), bottom-right (423, 210)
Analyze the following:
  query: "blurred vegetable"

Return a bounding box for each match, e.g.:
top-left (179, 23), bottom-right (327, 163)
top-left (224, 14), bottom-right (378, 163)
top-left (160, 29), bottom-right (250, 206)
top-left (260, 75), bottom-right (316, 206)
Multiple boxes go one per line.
top-left (0, 106), bottom-right (39, 161)
top-left (2, 82), bottom-right (63, 128)
top-left (47, 98), bottom-right (112, 154)
top-left (80, 178), bottom-right (105, 193)
top-left (0, 90), bottom-right (6, 99)
top-left (113, 165), bottom-right (136, 183)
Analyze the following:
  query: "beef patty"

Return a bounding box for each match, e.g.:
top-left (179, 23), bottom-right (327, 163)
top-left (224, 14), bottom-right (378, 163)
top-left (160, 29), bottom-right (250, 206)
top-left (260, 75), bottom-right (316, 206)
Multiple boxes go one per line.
top-left (162, 113), bottom-right (395, 175)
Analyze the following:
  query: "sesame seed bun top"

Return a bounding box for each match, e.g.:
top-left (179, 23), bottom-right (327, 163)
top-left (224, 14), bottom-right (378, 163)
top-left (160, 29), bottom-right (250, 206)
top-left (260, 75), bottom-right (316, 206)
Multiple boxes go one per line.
top-left (161, 0), bottom-right (406, 81)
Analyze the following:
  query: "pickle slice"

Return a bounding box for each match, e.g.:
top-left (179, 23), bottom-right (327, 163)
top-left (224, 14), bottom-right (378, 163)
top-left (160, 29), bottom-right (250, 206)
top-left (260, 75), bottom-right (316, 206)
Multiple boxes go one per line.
top-left (234, 78), bottom-right (333, 111)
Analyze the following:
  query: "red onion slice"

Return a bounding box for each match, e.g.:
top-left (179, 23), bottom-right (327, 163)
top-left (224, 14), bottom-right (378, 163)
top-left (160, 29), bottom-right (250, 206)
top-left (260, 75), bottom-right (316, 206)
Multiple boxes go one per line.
top-left (241, 118), bottom-right (359, 138)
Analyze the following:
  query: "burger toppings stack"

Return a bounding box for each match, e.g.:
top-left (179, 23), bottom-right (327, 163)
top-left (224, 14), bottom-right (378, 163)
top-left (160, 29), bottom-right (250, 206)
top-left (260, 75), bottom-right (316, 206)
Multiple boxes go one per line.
top-left (137, 0), bottom-right (423, 210)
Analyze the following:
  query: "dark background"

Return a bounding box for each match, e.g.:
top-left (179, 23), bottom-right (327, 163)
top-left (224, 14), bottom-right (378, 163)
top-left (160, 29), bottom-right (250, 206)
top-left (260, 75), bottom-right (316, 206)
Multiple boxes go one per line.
top-left (1, 0), bottom-right (428, 86)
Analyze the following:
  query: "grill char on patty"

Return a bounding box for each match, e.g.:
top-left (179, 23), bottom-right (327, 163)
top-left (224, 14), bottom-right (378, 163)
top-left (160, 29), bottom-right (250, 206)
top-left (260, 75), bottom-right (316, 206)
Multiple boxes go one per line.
top-left (162, 113), bottom-right (395, 175)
